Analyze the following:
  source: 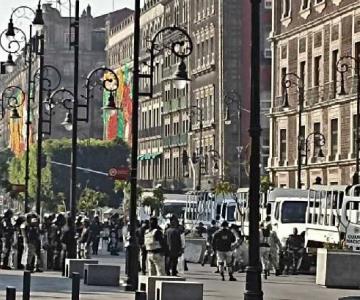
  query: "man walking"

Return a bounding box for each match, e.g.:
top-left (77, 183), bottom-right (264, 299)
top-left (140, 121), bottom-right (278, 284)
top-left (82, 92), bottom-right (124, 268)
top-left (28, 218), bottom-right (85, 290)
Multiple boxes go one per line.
top-left (268, 224), bottom-right (282, 276)
top-left (202, 220), bottom-right (218, 267)
top-left (144, 217), bottom-right (165, 276)
top-left (259, 222), bottom-right (271, 279)
top-left (212, 221), bottom-right (236, 281)
top-left (165, 216), bottom-right (182, 276)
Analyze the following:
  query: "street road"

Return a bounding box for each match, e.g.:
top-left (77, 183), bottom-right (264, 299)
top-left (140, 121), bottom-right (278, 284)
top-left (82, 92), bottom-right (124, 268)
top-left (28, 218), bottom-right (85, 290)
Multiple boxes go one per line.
top-left (0, 252), bottom-right (359, 299)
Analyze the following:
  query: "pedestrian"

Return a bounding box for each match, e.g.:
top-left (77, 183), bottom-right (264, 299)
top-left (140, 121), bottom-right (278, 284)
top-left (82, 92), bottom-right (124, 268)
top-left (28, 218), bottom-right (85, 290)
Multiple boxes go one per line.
top-left (195, 222), bottom-right (207, 238)
top-left (268, 224), bottom-right (282, 276)
top-left (23, 213), bottom-right (43, 272)
top-left (212, 221), bottom-right (237, 281)
top-left (165, 216), bottom-right (182, 276)
top-left (259, 222), bottom-right (271, 279)
top-left (202, 220), bottom-right (218, 268)
top-left (1, 209), bottom-right (14, 270)
top-left (79, 218), bottom-right (91, 259)
top-left (136, 220), bottom-right (149, 275)
top-left (285, 227), bottom-right (304, 275)
top-left (90, 216), bottom-right (102, 255)
top-left (144, 216), bottom-right (166, 276)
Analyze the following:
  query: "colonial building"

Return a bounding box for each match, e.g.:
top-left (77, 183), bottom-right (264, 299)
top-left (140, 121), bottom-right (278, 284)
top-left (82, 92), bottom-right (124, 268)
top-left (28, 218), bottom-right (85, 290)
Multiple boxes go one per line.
top-left (107, 0), bottom-right (272, 191)
top-left (0, 4), bottom-right (132, 155)
top-left (268, 0), bottom-right (360, 187)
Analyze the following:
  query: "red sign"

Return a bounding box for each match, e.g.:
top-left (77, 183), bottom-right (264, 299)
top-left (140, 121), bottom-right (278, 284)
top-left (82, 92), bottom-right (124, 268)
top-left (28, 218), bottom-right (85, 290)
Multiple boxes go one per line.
top-left (108, 167), bottom-right (130, 180)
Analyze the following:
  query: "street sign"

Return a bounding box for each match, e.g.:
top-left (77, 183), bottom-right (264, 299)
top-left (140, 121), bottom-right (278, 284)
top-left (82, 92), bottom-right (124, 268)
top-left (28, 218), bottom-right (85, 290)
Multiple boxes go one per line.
top-left (108, 167), bottom-right (130, 180)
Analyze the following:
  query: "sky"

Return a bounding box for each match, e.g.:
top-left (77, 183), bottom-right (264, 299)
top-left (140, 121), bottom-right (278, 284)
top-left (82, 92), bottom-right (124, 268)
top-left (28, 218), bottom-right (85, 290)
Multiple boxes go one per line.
top-left (0, 0), bottom-right (135, 61)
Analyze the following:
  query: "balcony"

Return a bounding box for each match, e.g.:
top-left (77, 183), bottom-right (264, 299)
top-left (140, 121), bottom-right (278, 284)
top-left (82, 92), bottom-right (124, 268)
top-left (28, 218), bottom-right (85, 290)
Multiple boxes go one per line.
top-left (139, 126), bottom-right (161, 139)
top-left (163, 134), bottom-right (188, 148)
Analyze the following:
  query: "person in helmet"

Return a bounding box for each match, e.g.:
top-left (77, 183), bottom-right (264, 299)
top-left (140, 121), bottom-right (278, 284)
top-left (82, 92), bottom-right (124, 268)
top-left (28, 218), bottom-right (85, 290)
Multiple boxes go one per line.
top-left (23, 213), bottom-right (43, 272)
top-left (212, 221), bottom-right (237, 281)
top-left (1, 209), bottom-right (14, 269)
top-left (79, 218), bottom-right (91, 258)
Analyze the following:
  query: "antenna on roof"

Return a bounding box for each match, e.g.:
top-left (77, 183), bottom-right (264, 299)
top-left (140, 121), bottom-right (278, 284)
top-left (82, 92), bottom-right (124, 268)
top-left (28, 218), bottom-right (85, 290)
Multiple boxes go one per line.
top-left (112, 0), bottom-right (115, 11)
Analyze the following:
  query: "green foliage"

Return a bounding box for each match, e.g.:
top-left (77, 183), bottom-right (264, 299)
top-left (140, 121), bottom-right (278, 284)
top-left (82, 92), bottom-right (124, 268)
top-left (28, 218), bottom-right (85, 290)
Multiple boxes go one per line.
top-left (142, 188), bottom-right (164, 216)
top-left (78, 187), bottom-right (109, 213)
top-left (260, 175), bottom-right (273, 193)
top-left (214, 181), bottom-right (235, 197)
top-left (0, 149), bottom-right (13, 186)
top-left (7, 138), bottom-right (130, 212)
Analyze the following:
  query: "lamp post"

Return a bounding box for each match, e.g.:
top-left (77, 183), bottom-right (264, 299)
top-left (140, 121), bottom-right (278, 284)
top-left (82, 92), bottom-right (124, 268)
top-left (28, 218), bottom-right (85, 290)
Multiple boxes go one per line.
top-left (188, 106), bottom-right (204, 191)
top-left (1, 86), bottom-right (26, 120)
top-left (32, 64), bottom-right (61, 214)
top-left (224, 90), bottom-right (250, 186)
top-left (337, 55), bottom-right (360, 185)
top-left (282, 72), bottom-right (304, 189)
top-left (244, 0), bottom-right (263, 299)
top-left (128, 0), bottom-right (193, 290)
top-left (0, 2), bottom-right (44, 213)
top-left (302, 132), bottom-right (326, 166)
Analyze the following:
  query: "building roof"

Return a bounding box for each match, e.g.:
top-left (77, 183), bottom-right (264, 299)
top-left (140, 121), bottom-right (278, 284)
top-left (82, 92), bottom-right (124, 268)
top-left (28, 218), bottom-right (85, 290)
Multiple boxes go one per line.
top-left (94, 8), bottom-right (134, 29)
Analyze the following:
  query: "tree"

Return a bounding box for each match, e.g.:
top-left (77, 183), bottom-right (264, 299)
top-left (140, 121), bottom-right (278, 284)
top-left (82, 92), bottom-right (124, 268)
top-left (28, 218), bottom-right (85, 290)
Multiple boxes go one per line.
top-left (214, 181), bottom-right (235, 199)
top-left (260, 175), bottom-right (273, 194)
top-left (142, 188), bottom-right (164, 216)
top-left (114, 180), bottom-right (142, 218)
top-left (78, 187), bottom-right (109, 214)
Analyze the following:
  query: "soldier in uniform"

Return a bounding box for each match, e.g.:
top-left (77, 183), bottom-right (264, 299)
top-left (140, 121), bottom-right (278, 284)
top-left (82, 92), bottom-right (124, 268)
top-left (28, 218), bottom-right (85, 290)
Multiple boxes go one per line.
top-left (259, 222), bottom-right (271, 279)
top-left (79, 218), bottom-right (91, 259)
top-left (268, 224), bottom-right (282, 276)
top-left (1, 209), bottom-right (14, 269)
top-left (201, 220), bottom-right (219, 267)
top-left (286, 227), bottom-right (304, 275)
top-left (23, 213), bottom-right (43, 272)
top-left (212, 221), bottom-right (237, 281)
top-left (50, 214), bottom-right (66, 270)
top-left (144, 217), bottom-right (166, 276)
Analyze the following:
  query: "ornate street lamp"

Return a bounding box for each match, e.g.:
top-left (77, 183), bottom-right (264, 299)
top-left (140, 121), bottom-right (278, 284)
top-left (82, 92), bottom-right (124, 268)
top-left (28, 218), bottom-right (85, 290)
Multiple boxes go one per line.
top-left (281, 72), bottom-right (304, 189)
top-left (337, 55), bottom-right (360, 184)
top-left (125, 4), bottom-right (194, 290)
top-left (302, 132), bottom-right (326, 166)
top-left (0, 3), bottom-right (45, 213)
top-left (0, 86), bottom-right (25, 120)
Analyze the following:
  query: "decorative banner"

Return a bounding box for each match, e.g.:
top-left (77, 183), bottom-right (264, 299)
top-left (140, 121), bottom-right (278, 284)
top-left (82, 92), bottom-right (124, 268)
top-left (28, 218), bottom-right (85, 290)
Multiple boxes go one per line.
top-left (103, 64), bottom-right (133, 145)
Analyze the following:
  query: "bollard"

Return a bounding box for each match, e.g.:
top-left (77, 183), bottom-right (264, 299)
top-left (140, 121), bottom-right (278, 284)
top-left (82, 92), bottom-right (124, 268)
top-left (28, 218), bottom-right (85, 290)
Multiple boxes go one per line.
top-left (71, 272), bottom-right (80, 300)
top-left (23, 271), bottom-right (31, 300)
top-left (6, 286), bottom-right (16, 300)
top-left (135, 291), bottom-right (147, 300)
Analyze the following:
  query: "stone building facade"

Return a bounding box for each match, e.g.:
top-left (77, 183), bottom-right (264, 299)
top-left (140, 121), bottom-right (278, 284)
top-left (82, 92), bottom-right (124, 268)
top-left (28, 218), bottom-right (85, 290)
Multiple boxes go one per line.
top-left (268, 0), bottom-right (360, 188)
top-left (107, 0), bottom-right (272, 191)
top-left (0, 4), bottom-right (131, 154)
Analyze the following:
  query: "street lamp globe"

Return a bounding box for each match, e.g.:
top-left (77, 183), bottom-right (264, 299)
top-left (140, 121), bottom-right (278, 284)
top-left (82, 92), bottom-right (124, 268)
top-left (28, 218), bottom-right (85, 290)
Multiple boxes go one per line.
top-left (173, 59), bottom-right (191, 90)
top-left (5, 19), bottom-right (15, 41)
top-left (4, 54), bottom-right (16, 73)
top-left (33, 1), bottom-right (45, 33)
top-left (61, 112), bottom-right (73, 131)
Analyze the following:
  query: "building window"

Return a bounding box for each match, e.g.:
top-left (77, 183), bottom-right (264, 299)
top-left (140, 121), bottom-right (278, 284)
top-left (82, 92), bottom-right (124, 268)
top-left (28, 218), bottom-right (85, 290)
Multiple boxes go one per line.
top-left (314, 56), bottom-right (321, 87)
top-left (332, 49), bottom-right (338, 97)
top-left (300, 126), bottom-right (305, 152)
top-left (302, 0), bottom-right (310, 10)
top-left (300, 61), bottom-right (306, 90)
top-left (353, 115), bottom-right (360, 154)
top-left (264, 0), bottom-right (272, 9)
top-left (281, 67), bottom-right (287, 96)
top-left (279, 129), bottom-right (287, 163)
top-left (330, 119), bottom-right (338, 157)
top-left (283, 0), bottom-right (290, 18)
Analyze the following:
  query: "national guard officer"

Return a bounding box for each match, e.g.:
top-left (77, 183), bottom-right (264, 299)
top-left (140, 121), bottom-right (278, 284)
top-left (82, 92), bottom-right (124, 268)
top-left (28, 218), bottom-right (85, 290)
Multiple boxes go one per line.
top-left (1, 209), bottom-right (14, 269)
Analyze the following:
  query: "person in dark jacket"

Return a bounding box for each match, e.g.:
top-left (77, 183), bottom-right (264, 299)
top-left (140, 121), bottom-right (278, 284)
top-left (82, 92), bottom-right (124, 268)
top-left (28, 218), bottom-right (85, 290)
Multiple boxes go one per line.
top-left (165, 216), bottom-right (183, 276)
top-left (1, 209), bottom-right (14, 269)
top-left (79, 219), bottom-right (91, 258)
top-left (202, 220), bottom-right (219, 267)
top-left (136, 220), bottom-right (149, 275)
top-left (212, 221), bottom-right (236, 281)
top-left (90, 216), bottom-right (101, 255)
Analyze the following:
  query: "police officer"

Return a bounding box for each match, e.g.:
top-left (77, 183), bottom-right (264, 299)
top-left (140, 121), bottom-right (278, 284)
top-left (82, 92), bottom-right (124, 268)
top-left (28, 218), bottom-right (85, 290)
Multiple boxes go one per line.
top-left (268, 224), bottom-right (282, 276)
top-left (286, 227), bottom-right (304, 275)
top-left (201, 220), bottom-right (218, 267)
top-left (212, 221), bottom-right (236, 281)
top-left (259, 222), bottom-right (271, 279)
top-left (144, 217), bottom-right (165, 276)
top-left (1, 209), bottom-right (14, 269)
top-left (23, 213), bottom-right (43, 272)
top-left (50, 214), bottom-right (66, 270)
top-left (79, 218), bottom-right (91, 259)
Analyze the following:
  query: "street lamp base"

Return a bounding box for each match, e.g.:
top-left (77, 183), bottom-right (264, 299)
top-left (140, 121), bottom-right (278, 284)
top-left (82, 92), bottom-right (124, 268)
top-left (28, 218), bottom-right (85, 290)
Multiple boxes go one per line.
top-left (244, 266), bottom-right (263, 300)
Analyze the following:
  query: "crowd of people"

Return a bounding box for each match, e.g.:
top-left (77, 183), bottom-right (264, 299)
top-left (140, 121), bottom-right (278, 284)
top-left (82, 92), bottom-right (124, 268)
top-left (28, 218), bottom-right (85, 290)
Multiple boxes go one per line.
top-left (0, 209), bottom-right (124, 272)
top-left (0, 208), bottom-right (306, 281)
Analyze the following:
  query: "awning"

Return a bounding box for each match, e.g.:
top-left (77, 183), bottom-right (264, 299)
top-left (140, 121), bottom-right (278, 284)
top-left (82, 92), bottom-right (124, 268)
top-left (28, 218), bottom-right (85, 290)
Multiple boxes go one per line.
top-left (137, 152), bottom-right (162, 161)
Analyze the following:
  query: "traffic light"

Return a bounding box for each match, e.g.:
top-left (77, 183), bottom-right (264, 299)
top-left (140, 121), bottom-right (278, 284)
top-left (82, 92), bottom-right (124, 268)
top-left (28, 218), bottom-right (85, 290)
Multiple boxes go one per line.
top-left (182, 150), bottom-right (189, 166)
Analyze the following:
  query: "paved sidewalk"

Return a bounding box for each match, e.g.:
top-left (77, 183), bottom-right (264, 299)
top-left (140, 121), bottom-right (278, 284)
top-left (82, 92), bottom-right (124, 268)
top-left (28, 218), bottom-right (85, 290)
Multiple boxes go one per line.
top-left (0, 253), bottom-right (360, 299)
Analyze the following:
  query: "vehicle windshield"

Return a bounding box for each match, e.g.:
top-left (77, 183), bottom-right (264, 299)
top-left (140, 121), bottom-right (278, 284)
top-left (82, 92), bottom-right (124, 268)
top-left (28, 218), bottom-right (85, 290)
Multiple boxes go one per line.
top-left (227, 205), bottom-right (236, 222)
top-left (162, 203), bottom-right (186, 219)
top-left (281, 201), bottom-right (307, 223)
